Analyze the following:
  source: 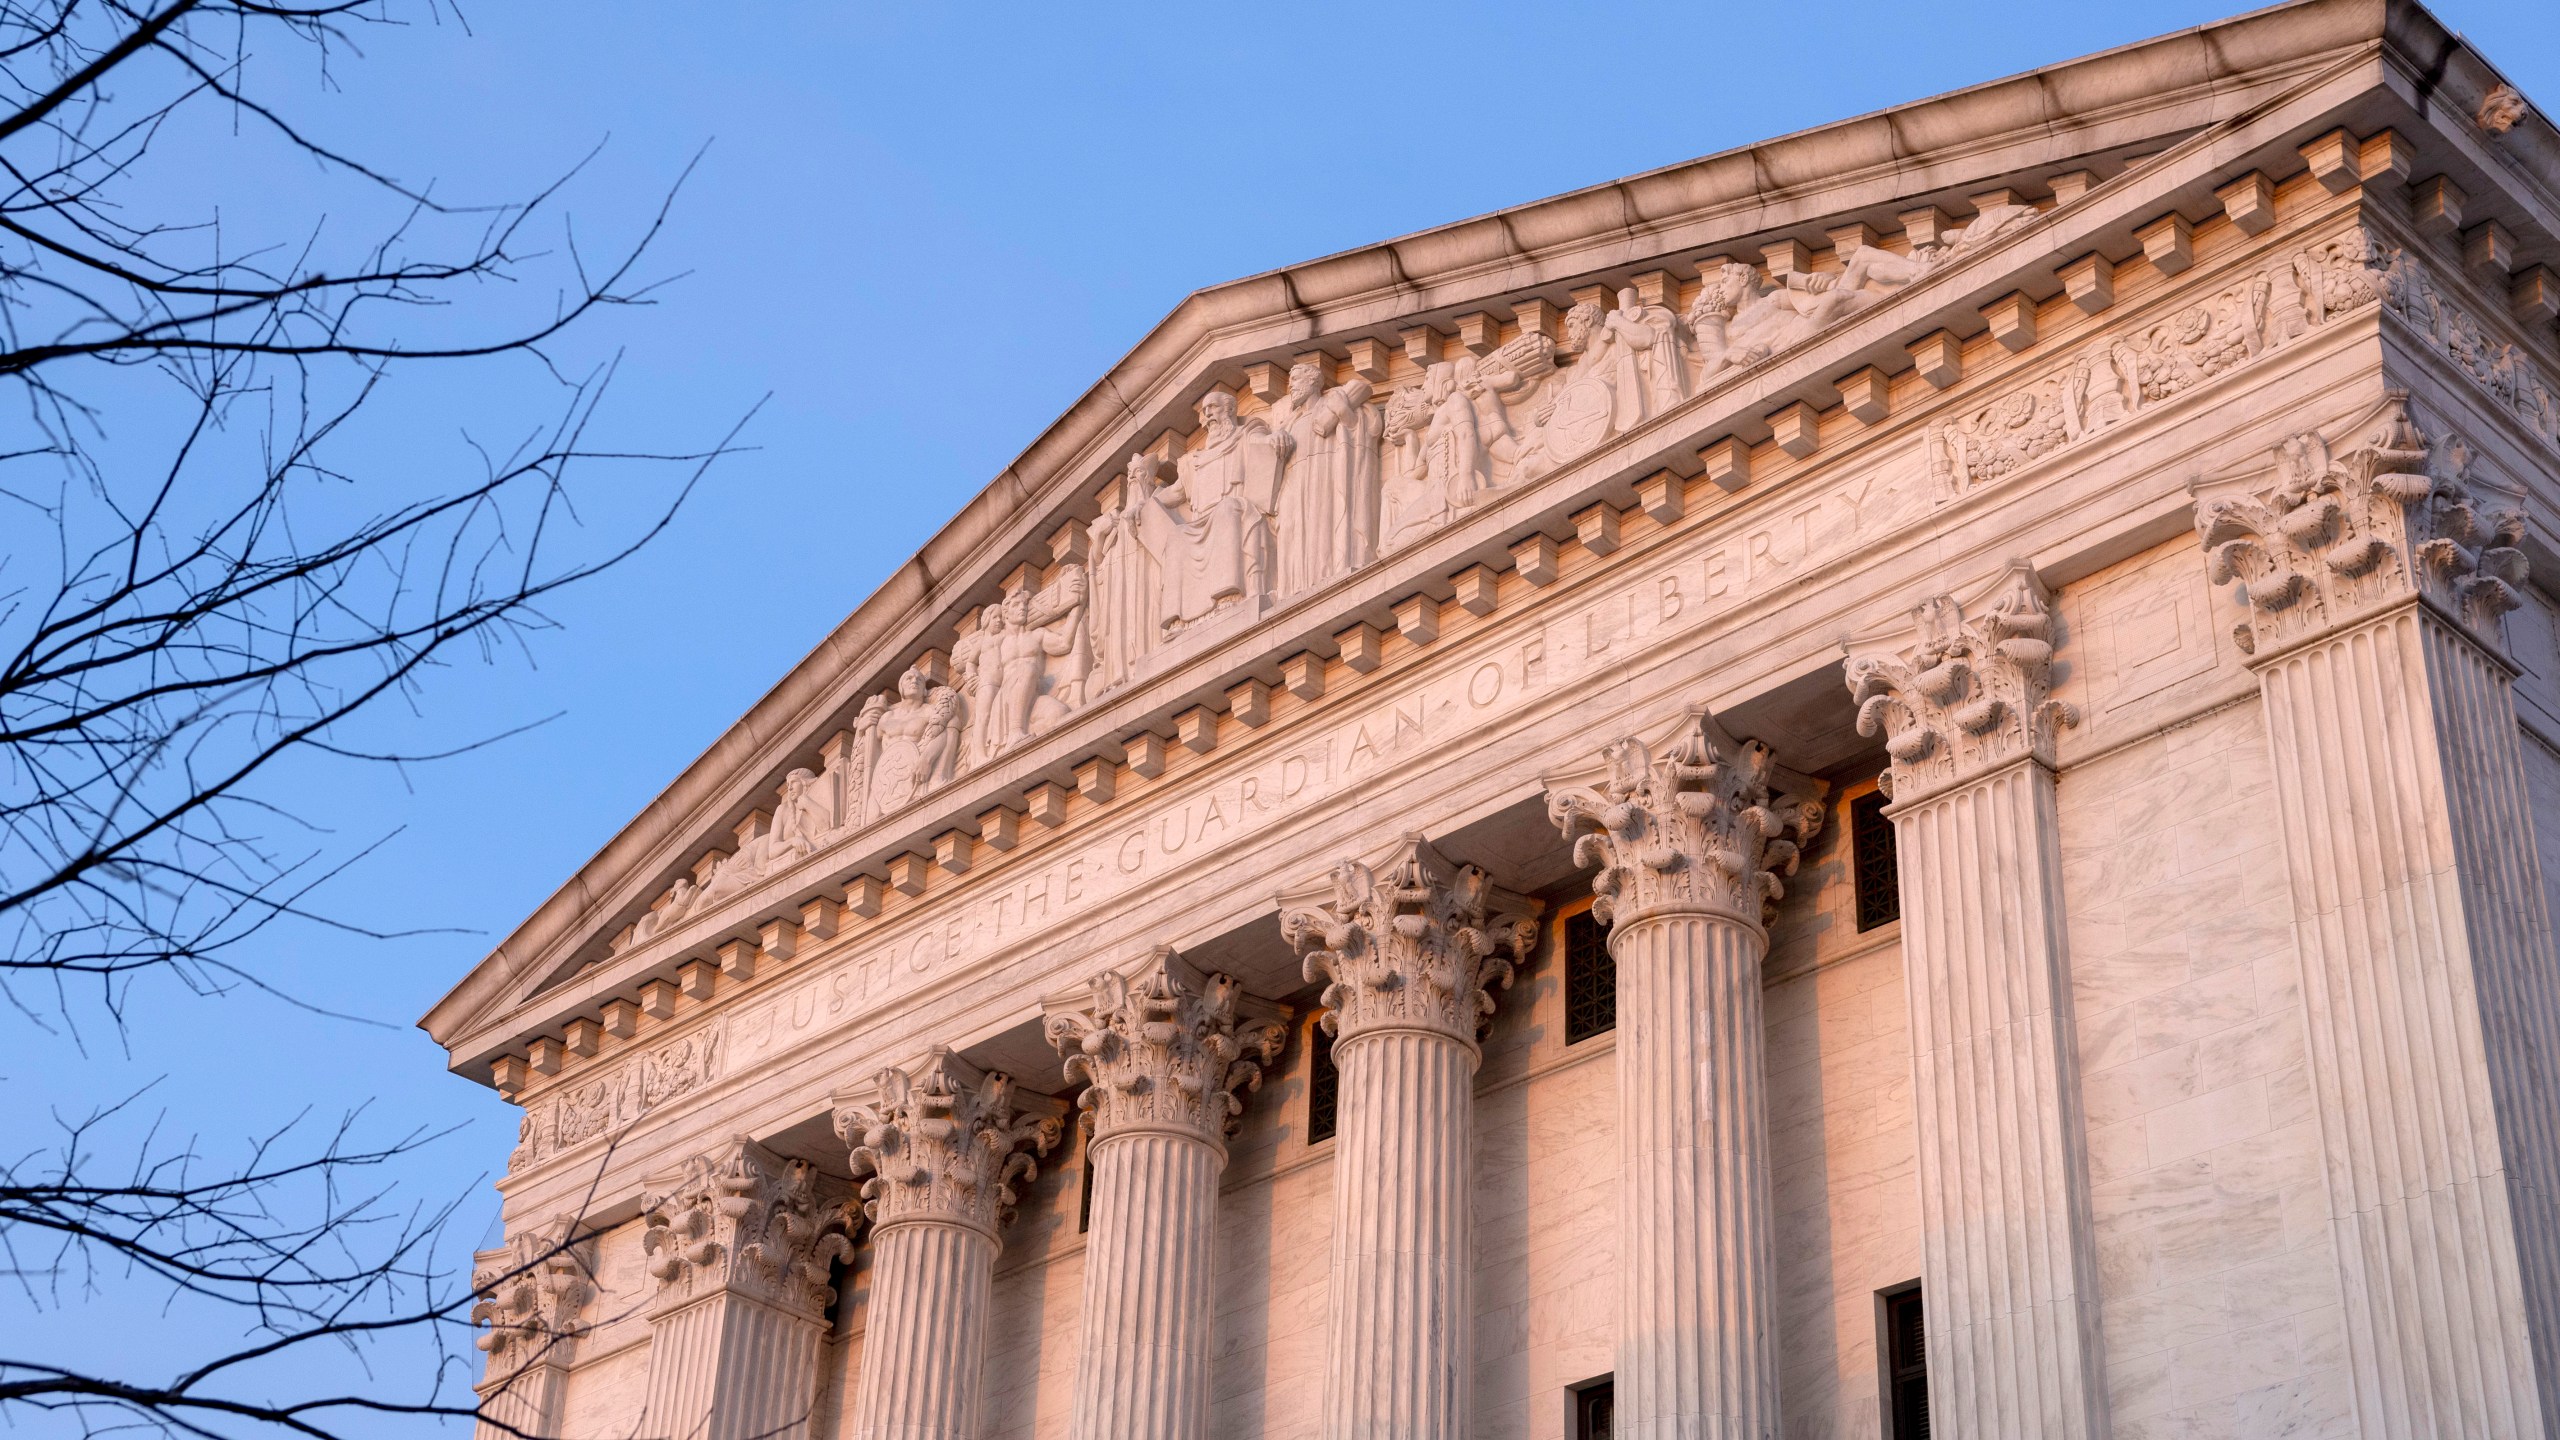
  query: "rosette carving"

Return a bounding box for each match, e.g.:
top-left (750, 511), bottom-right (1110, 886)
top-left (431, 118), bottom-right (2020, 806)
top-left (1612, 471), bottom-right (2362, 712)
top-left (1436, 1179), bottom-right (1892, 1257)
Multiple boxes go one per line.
top-left (2197, 392), bottom-right (2527, 657)
top-left (1280, 836), bottom-right (1541, 1051)
top-left (1042, 947), bottom-right (1288, 1149)
top-left (831, 1048), bottom-right (1063, 1239)
top-left (1845, 564), bottom-right (2079, 804)
top-left (638, 1138), bottom-right (858, 1320)
top-left (1545, 714), bottom-right (1825, 929)
top-left (470, 1216), bottom-right (593, 1370)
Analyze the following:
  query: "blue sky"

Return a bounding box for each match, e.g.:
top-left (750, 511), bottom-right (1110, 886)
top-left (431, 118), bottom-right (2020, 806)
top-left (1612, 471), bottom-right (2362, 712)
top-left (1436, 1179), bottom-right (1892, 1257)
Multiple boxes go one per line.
top-left (12, 0), bottom-right (2556, 1424)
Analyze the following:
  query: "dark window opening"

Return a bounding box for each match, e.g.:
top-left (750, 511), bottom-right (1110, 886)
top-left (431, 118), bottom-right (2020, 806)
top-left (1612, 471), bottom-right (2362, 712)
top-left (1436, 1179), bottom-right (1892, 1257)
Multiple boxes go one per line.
top-left (1852, 788), bottom-right (1901, 932)
top-left (1573, 1376), bottom-right (1614, 1440)
top-left (1564, 909), bottom-right (1616, 1044)
top-left (1076, 1124), bottom-right (1095, 1234)
top-left (1884, 1285), bottom-right (1929, 1439)
top-left (1305, 1020), bottom-right (1340, 1143)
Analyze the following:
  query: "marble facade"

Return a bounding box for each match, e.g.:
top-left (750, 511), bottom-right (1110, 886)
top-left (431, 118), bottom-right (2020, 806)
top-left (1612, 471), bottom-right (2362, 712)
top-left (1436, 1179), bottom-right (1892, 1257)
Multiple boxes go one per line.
top-left (427, 3), bottom-right (2560, 1436)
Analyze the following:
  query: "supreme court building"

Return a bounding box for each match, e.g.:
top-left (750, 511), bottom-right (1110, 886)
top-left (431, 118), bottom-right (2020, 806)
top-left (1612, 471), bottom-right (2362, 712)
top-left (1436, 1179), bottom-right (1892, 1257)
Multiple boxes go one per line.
top-left (426, 3), bottom-right (2560, 1435)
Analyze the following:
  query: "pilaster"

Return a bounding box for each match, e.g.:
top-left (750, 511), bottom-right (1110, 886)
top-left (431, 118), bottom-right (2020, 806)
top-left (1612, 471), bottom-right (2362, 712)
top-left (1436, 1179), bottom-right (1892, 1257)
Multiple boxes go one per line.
top-left (1844, 564), bottom-right (2106, 1440)
top-left (1281, 837), bottom-right (1540, 1440)
top-left (832, 1051), bottom-right (1064, 1440)
top-left (2195, 392), bottom-right (2560, 1437)
top-left (471, 1217), bottom-right (592, 1440)
top-left (1549, 715), bottom-right (1823, 1440)
top-left (1041, 948), bottom-right (1287, 1440)
top-left (636, 1139), bottom-right (858, 1440)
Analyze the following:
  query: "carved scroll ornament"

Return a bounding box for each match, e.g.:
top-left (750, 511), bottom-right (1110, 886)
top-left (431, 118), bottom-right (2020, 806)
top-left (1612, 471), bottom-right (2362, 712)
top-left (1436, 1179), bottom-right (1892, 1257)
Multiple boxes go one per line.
top-left (1041, 947), bottom-right (1288, 1150)
top-left (2197, 393), bottom-right (2527, 659)
top-left (1546, 714), bottom-right (1826, 930)
top-left (1280, 837), bottom-right (1540, 1052)
top-left (471, 1217), bottom-right (594, 1370)
top-left (831, 1048), bottom-right (1063, 1238)
top-left (638, 1139), bottom-right (858, 1320)
top-left (1846, 565), bottom-right (2080, 804)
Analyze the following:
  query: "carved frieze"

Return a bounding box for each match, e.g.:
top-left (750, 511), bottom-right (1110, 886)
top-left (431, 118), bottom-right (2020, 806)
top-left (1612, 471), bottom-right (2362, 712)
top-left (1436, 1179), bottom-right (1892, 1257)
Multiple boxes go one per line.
top-left (1546, 714), bottom-right (1826, 930)
top-left (638, 1138), bottom-right (857, 1320)
top-left (2196, 392), bottom-right (2528, 658)
top-left (1845, 565), bottom-right (2080, 804)
top-left (1931, 229), bottom-right (2386, 495)
top-left (1280, 837), bottom-right (1541, 1052)
top-left (509, 1023), bottom-right (724, 1172)
top-left (1041, 947), bottom-right (1288, 1150)
top-left (830, 1048), bottom-right (1064, 1238)
top-left (470, 1216), bottom-right (594, 1372)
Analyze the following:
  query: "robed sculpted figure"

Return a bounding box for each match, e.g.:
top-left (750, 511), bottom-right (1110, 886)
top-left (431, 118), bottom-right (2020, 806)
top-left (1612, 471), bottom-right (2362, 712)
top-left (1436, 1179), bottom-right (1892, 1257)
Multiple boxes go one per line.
top-left (1089, 453), bottom-right (1165, 693)
top-left (1268, 360), bottom-right (1380, 596)
top-left (1134, 390), bottom-right (1288, 633)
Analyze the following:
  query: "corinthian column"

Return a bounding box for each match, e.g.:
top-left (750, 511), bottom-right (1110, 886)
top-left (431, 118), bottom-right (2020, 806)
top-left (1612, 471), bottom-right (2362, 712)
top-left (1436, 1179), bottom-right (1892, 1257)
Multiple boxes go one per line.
top-left (1844, 564), bottom-right (2105, 1440)
top-left (831, 1049), bottom-right (1064, 1440)
top-left (2196, 393), bottom-right (2560, 1436)
top-left (1549, 716), bottom-right (1823, 1440)
top-left (1281, 838), bottom-right (1540, 1440)
top-left (1041, 948), bottom-right (1287, 1440)
top-left (471, 1217), bottom-right (592, 1440)
top-left (636, 1139), bottom-right (859, 1440)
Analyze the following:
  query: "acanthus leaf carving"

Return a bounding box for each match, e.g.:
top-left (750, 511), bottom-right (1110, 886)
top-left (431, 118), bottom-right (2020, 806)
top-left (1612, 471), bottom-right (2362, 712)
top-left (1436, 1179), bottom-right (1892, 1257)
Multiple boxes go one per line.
top-left (1279, 836), bottom-right (1541, 1053)
top-left (1932, 228), bottom-right (2389, 496)
top-left (1545, 713), bottom-right (1826, 930)
top-left (1040, 946), bottom-right (1288, 1151)
top-left (1845, 564), bottom-right (2079, 804)
top-left (509, 1022), bottom-right (724, 1172)
top-left (2196, 392), bottom-right (2528, 657)
top-left (830, 1047), bottom-right (1063, 1239)
top-left (637, 1137), bottom-right (857, 1321)
top-left (470, 1215), bottom-right (594, 1373)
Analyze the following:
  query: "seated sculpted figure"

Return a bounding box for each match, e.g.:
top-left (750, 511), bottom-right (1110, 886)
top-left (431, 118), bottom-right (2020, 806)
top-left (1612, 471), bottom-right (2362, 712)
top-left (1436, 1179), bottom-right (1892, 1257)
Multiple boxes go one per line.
top-left (1134, 390), bottom-right (1288, 634)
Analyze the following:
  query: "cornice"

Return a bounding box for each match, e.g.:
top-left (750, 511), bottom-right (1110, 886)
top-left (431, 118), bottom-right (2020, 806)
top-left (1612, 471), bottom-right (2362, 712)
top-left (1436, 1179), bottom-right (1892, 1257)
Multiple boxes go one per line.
top-left (432, 1), bottom-right (2558, 1086)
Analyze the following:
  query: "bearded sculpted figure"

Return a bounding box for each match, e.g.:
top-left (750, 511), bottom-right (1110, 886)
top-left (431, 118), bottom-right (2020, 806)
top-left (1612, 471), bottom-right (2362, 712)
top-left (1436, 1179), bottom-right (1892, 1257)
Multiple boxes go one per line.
top-left (1269, 360), bottom-right (1381, 596)
top-left (1133, 390), bottom-right (1290, 634)
top-left (1517, 291), bottom-right (1689, 481)
top-left (1089, 452), bottom-right (1166, 693)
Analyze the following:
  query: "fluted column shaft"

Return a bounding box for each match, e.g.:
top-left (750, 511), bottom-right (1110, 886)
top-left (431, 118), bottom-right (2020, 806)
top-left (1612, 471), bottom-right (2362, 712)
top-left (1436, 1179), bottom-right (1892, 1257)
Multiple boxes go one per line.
top-left (475, 1357), bottom-right (568, 1440)
top-left (1893, 760), bottom-right (2105, 1440)
top-left (635, 1143), bottom-right (851, 1440)
top-left (851, 1219), bottom-right (1001, 1440)
top-left (1322, 1027), bottom-right (1479, 1440)
top-left (1073, 1129), bottom-right (1223, 1439)
top-left (1613, 908), bottom-right (1779, 1440)
top-left (1044, 948), bottom-right (1288, 1440)
top-left (646, 1290), bottom-right (830, 1440)
top-left (2257, 602), bottom-right (2560, 1438)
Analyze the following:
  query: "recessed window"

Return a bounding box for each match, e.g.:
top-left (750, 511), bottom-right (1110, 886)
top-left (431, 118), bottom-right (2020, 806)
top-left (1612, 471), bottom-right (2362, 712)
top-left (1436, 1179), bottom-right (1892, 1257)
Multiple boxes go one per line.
top-left (1076, 1124), bottom-right (1094, 1234)
top-left (1305, 1019), bottom-right (1339, 1143)
top-left (1883, 1284), bottom-right (1929, 1439)
top-left (1852, 788), bottom-right (1901, 932)
top-left (1572, 1376), bottom-right (1614, 1440)
top-left (1564, 910), bottom-right (1616, 1044)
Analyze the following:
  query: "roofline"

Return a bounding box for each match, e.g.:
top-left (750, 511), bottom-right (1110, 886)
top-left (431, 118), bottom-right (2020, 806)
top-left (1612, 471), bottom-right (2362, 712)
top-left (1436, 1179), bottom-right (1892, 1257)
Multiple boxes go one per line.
top-left (427, 0), bottom-right (2468, 1051)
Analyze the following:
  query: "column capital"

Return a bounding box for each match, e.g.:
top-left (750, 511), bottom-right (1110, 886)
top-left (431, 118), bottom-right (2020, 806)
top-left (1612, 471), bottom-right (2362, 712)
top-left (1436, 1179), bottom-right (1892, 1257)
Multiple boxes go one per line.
top-left (638, 1137), bottom-right (858, 1321)
top-left (1042, 947), bottom-right (1288, 1150)
top-left (2195, 390), bottom-right (2528, 661)
top-left (470, 1215), bottom-right (593, 1383)
top-left (1281, 836), bottom-right (1541, 1052)
top-left (1845, 562), bottom-right (2079, 805)
top-left (832, 1048), bottom-right (1063, 1241)
top-left (1546, 713), bottom-right (1825, 930)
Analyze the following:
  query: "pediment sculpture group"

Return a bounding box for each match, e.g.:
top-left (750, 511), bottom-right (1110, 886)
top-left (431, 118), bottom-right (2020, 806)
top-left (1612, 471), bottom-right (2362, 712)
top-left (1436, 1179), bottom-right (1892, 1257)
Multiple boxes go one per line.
top-left (614, 198), bottom-right (2045, 953)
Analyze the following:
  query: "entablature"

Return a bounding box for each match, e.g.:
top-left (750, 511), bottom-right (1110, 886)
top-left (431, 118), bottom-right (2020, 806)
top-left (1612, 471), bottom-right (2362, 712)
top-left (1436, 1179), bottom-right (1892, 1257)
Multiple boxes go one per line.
top-left (432, 3), bottom-right (2560, 1106)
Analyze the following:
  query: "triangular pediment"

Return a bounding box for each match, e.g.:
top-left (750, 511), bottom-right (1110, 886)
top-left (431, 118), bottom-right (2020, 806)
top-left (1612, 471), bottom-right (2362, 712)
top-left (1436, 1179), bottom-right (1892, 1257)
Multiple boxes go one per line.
top-left (424, 0), bottom-right (2560, 1089)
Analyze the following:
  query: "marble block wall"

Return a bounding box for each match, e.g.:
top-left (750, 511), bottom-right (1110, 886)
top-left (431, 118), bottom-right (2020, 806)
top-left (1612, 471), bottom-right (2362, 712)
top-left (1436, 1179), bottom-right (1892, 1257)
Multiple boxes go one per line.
top-left (2056, 540), bottom-right (2352, 1440)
